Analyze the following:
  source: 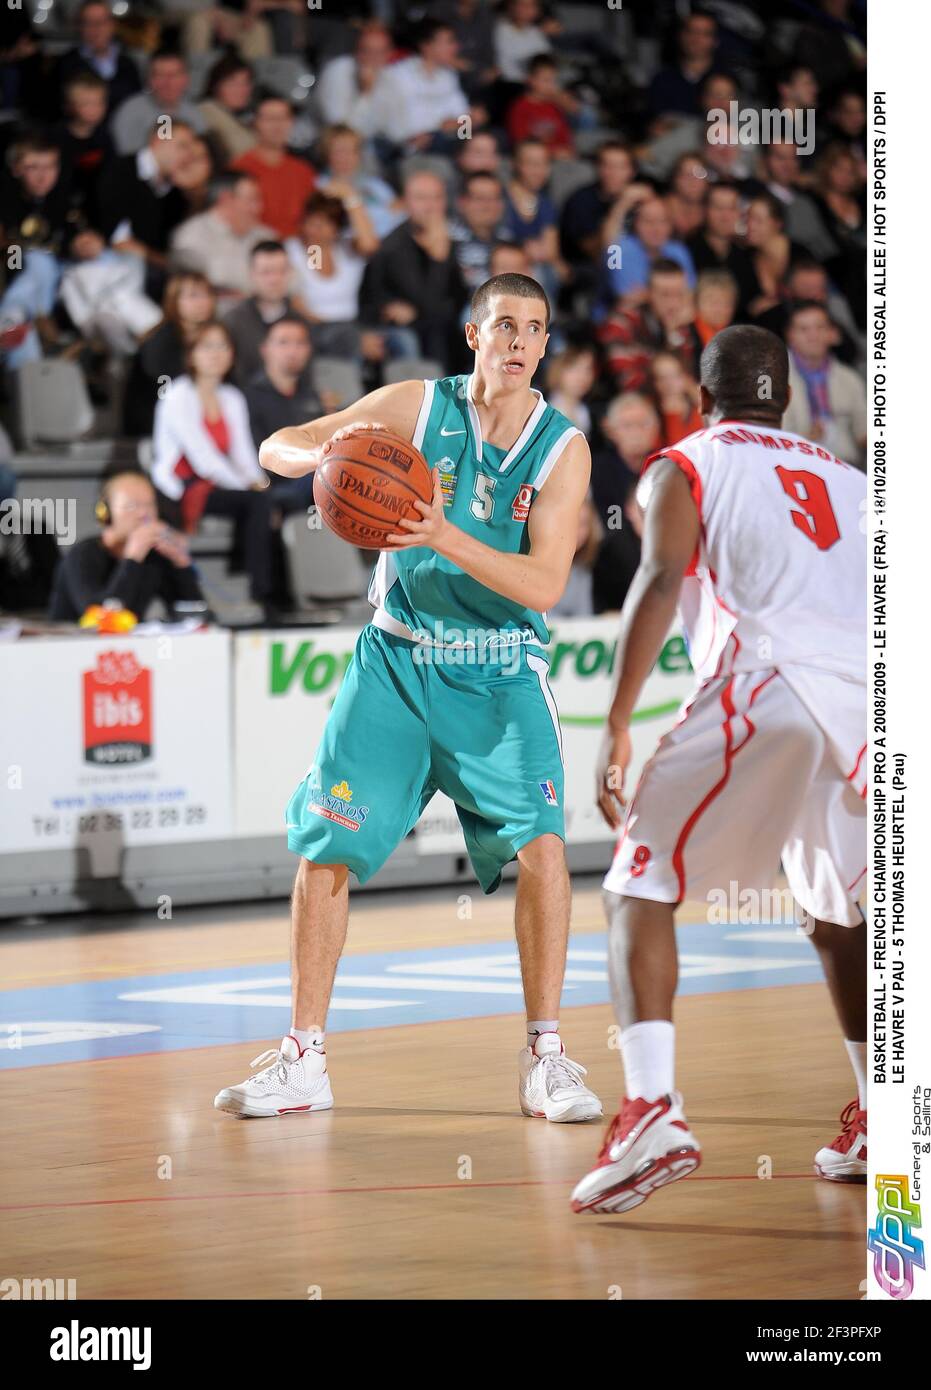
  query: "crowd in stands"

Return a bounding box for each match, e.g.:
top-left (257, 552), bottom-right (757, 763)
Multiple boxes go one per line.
top-left (0, 0), bottom-right (867, 625)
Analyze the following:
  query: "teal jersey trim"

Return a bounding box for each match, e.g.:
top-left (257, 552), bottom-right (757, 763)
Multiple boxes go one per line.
top-left (367, 373), bottom-right (582, 647)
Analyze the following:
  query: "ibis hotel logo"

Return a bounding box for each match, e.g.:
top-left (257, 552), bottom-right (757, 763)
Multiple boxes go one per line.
top-left (868, 1175), bottom-right (925, 1298)
top-left (82, 650), bottom-right (153, 765)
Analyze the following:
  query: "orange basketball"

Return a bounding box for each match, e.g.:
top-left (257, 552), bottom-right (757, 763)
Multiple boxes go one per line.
top-left (312, 430), bottom-right (433, 549)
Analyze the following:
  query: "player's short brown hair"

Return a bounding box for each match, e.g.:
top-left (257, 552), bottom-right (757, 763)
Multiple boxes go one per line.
top-left (470, 274), bottom-right (550, 330)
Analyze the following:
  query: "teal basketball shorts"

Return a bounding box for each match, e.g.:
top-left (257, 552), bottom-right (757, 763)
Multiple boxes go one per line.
top-left (285, 623), bottom-right (565, 892)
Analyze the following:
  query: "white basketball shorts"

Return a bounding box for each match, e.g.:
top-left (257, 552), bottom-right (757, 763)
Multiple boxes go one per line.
top-left (603, 669), bottom-right (866, 926)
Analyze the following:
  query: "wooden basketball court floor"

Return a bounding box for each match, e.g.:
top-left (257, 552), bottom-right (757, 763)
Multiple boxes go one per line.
top-left (0, 877), bottom-right (866, 1301)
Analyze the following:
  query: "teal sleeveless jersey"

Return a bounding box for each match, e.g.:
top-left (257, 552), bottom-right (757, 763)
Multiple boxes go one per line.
top-left (368, 373), bottom-right (582, 646)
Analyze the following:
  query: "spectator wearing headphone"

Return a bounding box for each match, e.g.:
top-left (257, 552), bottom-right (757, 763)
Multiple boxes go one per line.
top-left (48, 471), bottom-right (203, 622)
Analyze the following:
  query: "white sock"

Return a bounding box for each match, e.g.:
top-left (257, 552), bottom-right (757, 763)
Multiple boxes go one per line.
top-left (527, 1019), bottom-right (559, 1049)
top-left (620, 1020), bottom-right (675, 1102)
top-left (845, 1039), bottom-right (867, 1109)
top-left (291, 1027), bottom-right (325, 1054)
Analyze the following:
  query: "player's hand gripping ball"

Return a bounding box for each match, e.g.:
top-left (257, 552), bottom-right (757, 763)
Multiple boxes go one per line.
top-left (312, 424), bottom-right (433, 549)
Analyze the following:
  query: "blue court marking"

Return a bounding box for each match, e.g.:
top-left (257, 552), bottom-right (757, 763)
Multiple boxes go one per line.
top-left (0, 919), bottom-right (821, 1069)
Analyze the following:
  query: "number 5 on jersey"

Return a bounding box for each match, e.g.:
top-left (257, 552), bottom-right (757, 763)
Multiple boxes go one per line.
top-left (470, 472), bottom-right (497, 522)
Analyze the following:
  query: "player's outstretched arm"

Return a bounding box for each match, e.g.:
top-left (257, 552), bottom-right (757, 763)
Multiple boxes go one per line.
top-left (258, 379), bottom-right (425, 478)
top-left (597, 456), bottom-right (699, 828)
top-left (386, 433), bottom-right (591, 613)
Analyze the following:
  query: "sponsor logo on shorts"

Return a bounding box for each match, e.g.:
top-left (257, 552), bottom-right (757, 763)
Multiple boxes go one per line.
top-left (512, 483), bottom-right (534, 522)
top-left (306, 778), bottom-right (369, 832)
top-left (539, 779), bottom-right (558, 806)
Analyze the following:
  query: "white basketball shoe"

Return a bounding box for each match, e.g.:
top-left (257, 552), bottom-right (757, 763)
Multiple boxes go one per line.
top-left (214, 1035), bottom-right (334, 1118)
top-left (571, 1091), bottom-right (701, 1213)
top-left (518, 1032), bottom-right (603, 1122)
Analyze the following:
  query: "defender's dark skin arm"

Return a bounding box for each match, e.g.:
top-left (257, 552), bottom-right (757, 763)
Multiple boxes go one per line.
top-left (596, 457), bottom-right (700, 828)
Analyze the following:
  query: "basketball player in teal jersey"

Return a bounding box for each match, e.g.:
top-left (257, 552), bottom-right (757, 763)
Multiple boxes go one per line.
top-left (215, 274), bottom-right (603, 1123)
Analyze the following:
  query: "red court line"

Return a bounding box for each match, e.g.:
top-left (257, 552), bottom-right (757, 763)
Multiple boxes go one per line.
top-left (0, 1172), bottom-right (819, 1215)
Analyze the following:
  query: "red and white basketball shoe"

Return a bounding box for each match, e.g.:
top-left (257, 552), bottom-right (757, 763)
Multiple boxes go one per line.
top-left (214, 1035), bottom-right (334, 1118)
top-left (570, 1091), bottom-right (701, 1213)
top-left (814, 1100), bottom-right (867, 1182)
top-left (518, 1033), bottom-right (603, 1122)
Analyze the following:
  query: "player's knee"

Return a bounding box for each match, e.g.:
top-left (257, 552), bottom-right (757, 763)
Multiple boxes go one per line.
top-left (293, 857), bottom-right (349, 899)
top-left (608, 893), bottom-right (676, 939)
top-left (516, 833), bottom-right (565, 875)
top-left (806, 912), bottom-right (865, 947)
top-left (602, 888), bottom-right (623, 927)
top-left (603, 890), bottom-right (633, 961)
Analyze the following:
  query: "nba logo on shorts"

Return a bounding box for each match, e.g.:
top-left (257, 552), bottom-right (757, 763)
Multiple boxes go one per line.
top-left (539, 779), bottom-right (558, 806)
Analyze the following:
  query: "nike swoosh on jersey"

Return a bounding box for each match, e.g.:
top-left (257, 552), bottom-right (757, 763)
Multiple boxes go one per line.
top-left (440, 427), bottom-right (465, 436)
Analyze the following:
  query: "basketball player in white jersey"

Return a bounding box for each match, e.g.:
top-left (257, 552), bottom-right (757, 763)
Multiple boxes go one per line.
top-left (570, 325), bottom-right (867, 1214)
